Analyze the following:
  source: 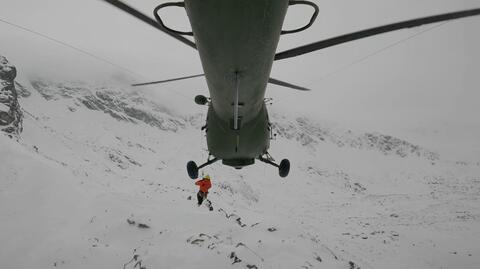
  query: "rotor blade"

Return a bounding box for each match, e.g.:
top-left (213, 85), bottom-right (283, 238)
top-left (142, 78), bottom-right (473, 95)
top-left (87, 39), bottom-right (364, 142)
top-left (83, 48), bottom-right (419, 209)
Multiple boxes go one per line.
top-left (268, 78), bottom-right (311, 91)
top-left (132, 74), bottom-right (205, 86)
top-left (275, 8), bottom-right (480, 61)
top-left (100, 0), bottom-right (196, 49)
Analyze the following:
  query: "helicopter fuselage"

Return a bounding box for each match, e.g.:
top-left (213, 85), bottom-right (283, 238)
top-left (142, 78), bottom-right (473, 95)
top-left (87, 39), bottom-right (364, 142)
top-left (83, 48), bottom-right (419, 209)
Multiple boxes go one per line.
top-left (184, 0), bottom-right (290, 167)
top-left (101, 0), bottom-right (480, 176)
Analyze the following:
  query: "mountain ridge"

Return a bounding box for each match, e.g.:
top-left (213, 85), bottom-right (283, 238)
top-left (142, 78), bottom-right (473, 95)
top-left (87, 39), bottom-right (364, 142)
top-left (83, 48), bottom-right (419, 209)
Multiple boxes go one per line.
top-left (1, 72), bottom-right (479, 269)
top-left (27, 78), bottom-right (440, 162)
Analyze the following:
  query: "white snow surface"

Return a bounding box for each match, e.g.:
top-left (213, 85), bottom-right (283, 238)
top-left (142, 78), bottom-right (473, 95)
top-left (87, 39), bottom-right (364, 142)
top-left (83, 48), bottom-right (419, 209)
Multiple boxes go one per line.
top-left (1, 79), bottom-right (479, 269)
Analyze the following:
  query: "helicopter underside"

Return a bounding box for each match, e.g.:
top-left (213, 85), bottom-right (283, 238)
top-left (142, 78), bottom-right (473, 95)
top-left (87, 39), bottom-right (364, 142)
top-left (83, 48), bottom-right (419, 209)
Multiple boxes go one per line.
top-left (205, 104), bottom-right (270, 162)
top-left (183, 0), bottom-right (290, 177)
top-left (184, 0), bottom-right (289, 123)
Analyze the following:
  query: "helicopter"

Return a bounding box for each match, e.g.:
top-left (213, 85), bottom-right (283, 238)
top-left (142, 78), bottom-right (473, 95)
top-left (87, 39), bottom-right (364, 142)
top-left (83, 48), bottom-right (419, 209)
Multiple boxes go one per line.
top-left (101, 0), bottom-right (480, 178)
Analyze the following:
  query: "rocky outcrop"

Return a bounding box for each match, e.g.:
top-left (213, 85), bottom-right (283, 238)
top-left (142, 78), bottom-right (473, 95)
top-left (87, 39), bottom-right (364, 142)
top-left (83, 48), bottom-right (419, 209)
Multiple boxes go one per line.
top-left (0, 56), bottom-right (22, 136)
top-left (23, 76), bottom-right (438, 160)
top-left (29, 79), bottom-right (191, 132)
top-left (272, 115), bottom-right (439, 160)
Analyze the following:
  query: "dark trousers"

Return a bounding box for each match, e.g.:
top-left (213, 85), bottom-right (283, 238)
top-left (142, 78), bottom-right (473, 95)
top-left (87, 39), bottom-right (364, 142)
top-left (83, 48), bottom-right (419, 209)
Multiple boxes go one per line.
top-left (197, 191), bottom-right (208, 205)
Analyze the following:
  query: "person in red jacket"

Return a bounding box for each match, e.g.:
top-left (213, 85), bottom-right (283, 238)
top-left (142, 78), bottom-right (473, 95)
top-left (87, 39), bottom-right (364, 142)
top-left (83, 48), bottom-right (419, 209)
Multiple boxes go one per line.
top-left (195, 174), bottom-right (212, 206)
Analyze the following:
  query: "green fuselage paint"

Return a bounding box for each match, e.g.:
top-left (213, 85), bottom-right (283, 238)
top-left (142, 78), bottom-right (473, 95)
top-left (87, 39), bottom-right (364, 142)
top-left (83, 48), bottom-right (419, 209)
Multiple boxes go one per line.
top-left (184, 0), bottom-right (289, 167)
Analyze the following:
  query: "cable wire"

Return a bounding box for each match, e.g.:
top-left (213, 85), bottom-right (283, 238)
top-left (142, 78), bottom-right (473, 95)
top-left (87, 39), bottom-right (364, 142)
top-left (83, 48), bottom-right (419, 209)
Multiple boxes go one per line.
top-left (0, 17), bottom-right (144, 78)
top-left (0, 17), bottom-right (195, 101)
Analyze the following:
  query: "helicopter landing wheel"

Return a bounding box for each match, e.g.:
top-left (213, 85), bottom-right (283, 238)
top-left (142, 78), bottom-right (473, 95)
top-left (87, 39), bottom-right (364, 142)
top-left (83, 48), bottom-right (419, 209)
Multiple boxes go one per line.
top-left (187, 161), bottom-right (198, 179)
top-left (278, 159), bottom-right (290, 178)
top-left (194, 95), bottom-right (208, 105)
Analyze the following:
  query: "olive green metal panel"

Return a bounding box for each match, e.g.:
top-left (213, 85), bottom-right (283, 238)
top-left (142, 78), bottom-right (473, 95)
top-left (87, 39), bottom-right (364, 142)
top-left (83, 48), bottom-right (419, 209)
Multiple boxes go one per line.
top-left (184, 0), bottom-right (289, 162)
top-left (184, 0), bottom-right (289, 123)
top-left (206, 104), bottom-right (270, 160)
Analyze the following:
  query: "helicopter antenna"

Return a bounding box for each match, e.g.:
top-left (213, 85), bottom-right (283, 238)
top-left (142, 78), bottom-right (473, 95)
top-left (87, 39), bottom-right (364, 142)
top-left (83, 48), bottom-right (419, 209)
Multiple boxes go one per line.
top-left (100, 0), bottom-right (310, 92)
top-left (101, 0), bottom-right (196, 49)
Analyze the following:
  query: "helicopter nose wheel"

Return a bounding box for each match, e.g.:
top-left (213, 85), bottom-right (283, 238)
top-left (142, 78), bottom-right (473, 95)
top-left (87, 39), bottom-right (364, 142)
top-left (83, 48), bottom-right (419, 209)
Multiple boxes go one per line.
top-left (187, 161), bottom-right (198, 179)
top-left (279, 159), bottom-right (290, 177)
top-left (187, 157), bottom-right (219, 179)
top-left (195, 95), bottom-right (209, 105)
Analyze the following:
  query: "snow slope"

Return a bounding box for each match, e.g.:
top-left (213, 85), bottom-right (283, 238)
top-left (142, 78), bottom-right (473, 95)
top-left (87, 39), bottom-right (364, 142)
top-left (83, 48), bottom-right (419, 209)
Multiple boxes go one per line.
top-left (1, 78), bottom-right (479, 269)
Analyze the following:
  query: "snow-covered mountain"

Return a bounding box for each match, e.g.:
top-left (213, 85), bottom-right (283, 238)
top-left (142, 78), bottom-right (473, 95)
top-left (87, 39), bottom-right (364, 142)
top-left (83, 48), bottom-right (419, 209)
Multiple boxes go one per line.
top-left (1, 69), bottom-right (479, 269)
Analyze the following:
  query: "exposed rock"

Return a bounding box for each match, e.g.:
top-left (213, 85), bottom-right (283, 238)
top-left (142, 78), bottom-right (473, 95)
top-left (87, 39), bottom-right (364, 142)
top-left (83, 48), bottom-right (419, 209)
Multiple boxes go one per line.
top-left (229, 251), bottom-right (242, 264)
top-left (137, 223), bottom-right (150, 229)
top-left (29, 79), bottom-right (186, 132)
top-left (272, 115), bottom-right (439, 160)
top-left (0, 56), bottom-right (23, 137)
top-left (14, 81), bottom-right (31, 98)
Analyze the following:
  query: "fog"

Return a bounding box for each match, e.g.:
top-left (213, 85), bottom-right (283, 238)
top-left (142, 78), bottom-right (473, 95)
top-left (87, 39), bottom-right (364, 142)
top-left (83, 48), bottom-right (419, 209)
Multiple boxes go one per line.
top-left (1, 0), bottom-right (479, 158)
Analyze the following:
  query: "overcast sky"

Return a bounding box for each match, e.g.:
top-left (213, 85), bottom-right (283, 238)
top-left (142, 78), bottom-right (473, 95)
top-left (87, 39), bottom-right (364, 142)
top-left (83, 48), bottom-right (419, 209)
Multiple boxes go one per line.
top-left (1, 0), bottom-right (479, 158)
